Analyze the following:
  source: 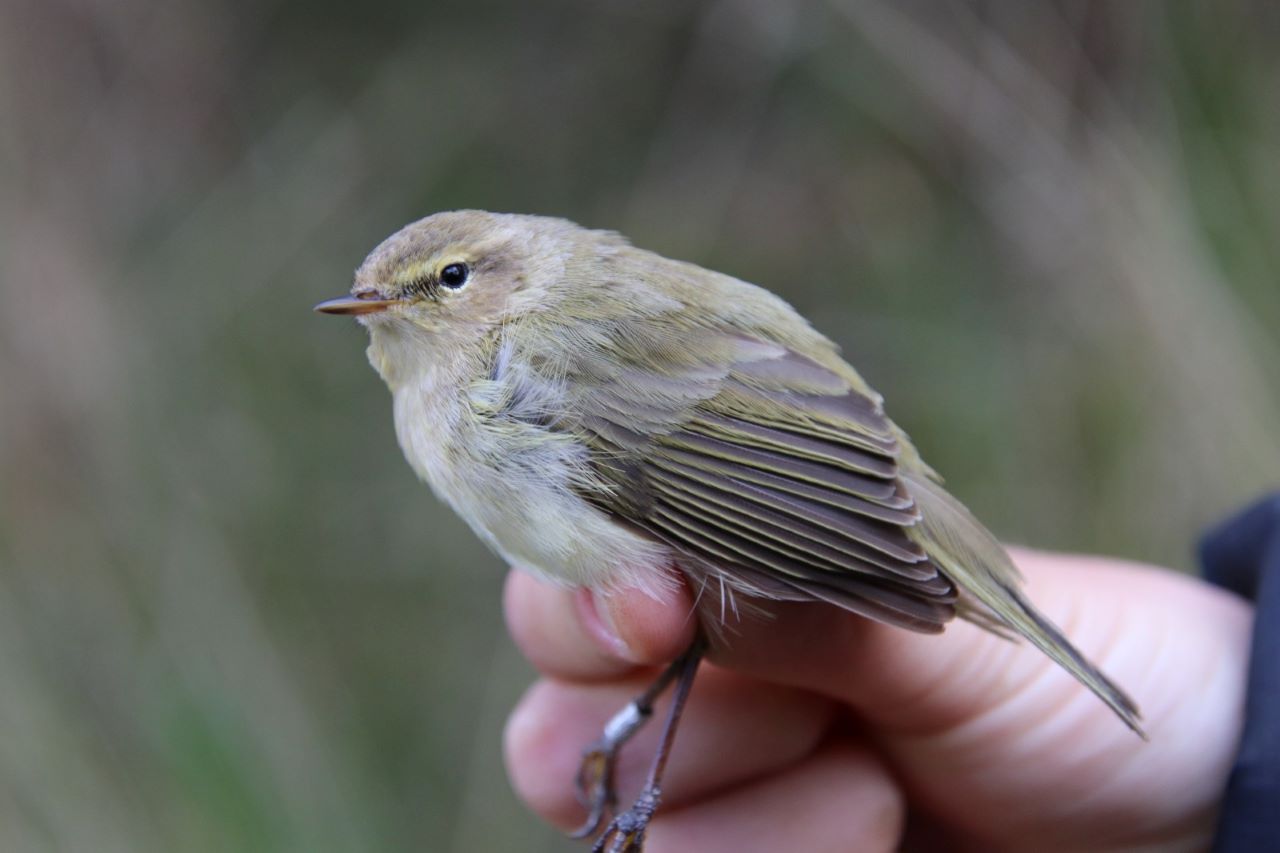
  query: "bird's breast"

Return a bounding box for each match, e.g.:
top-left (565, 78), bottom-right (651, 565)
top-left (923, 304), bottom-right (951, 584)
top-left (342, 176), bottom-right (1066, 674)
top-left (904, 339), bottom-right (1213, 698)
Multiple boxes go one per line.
top-left (390, 372), bottom-right (673, 594)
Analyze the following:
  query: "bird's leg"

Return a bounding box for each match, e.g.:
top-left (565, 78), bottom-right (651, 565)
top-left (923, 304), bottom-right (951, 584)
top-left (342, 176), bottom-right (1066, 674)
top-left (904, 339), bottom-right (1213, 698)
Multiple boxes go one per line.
top-left (569, 640), bottom-right (701, 839)
top-left (587, 637), bottom-right (705, 853)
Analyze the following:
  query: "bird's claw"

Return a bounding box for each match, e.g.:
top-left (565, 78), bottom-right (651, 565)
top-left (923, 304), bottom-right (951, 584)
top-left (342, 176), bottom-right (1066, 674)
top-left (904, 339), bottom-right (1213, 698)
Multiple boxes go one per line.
top-left (592, 787), bottom-right (660, 853)
top-left (570, 700), bottom-right (652, 839)
top-left (570, 740), bottom-right (618, 839)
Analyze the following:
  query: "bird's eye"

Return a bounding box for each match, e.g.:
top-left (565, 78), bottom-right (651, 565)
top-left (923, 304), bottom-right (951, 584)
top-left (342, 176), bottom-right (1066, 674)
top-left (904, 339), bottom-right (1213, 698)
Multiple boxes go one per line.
top-left (439, 263), bottom-right (470, 289)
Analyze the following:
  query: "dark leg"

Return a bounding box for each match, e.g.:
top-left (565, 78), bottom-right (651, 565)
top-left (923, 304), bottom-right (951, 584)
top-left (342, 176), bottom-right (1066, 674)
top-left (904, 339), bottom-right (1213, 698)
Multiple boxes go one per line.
top-left (588, 637), bottom-right (705, 853)
top-left (570, 639), bottom-right (704, 839)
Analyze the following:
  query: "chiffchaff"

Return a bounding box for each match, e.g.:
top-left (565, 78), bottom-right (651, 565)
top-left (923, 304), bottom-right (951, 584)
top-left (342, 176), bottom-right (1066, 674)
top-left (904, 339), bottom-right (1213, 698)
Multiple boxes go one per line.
top-left (317, 210), bottom-right (1142, 852)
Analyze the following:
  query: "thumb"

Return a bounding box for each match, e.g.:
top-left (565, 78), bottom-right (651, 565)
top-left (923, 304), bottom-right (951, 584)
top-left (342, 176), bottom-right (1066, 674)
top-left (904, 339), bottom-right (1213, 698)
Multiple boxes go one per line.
top-left (706, 549), bottom-right (1251, 847)
top-left (706, 550), bottom-right (1243, 736)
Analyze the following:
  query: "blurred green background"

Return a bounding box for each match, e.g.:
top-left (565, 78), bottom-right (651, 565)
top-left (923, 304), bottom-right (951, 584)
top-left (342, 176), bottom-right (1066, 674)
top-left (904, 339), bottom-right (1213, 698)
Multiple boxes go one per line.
top-left (2, 0), bottom-right (1278, 850)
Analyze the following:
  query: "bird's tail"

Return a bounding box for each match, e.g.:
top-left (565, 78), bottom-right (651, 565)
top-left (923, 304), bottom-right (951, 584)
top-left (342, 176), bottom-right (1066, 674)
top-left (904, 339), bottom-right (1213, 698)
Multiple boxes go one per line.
top-left (904, 472), bottom-right (1145, 737)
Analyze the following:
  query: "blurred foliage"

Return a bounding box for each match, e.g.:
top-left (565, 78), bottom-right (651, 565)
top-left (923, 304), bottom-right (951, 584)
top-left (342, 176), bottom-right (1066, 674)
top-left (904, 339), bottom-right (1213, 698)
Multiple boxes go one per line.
top-left (1, 0), bottom-right (1278, 850)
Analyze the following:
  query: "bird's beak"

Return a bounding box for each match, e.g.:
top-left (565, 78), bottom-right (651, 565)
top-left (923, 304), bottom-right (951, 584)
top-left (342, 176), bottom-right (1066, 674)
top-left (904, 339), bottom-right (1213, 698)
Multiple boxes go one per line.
top-left (313, 293), bottom-right (402, 316)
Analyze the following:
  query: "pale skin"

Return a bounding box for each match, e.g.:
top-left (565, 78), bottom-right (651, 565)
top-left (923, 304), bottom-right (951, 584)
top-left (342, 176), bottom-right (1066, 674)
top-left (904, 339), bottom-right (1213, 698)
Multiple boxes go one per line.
top-left (503, 548), bottom-right (1253, 852)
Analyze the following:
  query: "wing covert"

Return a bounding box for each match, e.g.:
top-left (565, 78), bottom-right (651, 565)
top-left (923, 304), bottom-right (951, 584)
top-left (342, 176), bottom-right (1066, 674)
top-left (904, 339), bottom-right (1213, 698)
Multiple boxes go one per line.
top-left (499, 276), bottom-right (956, 631)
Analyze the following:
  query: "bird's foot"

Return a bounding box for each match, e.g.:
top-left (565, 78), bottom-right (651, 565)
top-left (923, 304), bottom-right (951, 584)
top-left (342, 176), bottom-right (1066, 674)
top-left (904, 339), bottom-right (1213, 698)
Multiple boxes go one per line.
top-left (570, 701), bottom-right (651, 839)
top-left (591, 785), bottom-right (660, 853)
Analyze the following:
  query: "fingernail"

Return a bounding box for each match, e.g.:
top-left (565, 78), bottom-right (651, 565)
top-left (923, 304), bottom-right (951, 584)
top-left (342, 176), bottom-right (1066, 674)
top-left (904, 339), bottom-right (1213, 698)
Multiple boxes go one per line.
top-left (575, 589), bottom-right (634, 662)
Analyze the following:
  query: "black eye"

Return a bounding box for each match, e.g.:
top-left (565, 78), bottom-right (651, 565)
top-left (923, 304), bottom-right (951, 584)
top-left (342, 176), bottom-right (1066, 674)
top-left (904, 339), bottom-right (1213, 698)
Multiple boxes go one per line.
top-left (439, 262), bottom-right (470, 289)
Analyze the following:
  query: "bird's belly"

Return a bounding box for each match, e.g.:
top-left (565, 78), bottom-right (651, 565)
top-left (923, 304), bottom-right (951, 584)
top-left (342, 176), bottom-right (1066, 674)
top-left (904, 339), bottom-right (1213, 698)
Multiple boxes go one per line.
top-left (393, 387), bottom-right (672, 593)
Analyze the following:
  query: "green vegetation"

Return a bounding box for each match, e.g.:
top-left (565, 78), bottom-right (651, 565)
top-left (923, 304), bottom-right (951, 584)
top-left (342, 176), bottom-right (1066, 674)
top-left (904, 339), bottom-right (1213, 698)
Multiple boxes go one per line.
top-left (1, 2), bottom-right (1276, 850)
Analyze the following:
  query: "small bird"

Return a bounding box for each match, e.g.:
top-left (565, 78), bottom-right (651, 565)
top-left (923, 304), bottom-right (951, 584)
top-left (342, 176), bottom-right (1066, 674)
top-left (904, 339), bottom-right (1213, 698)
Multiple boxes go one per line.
top-left (316, 210), bottom-right (1142, 852)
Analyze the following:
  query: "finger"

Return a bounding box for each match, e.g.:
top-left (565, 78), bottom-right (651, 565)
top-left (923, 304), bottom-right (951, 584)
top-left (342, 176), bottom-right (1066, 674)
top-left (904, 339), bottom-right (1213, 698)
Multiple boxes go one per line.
top-left (708, 549), bottom-right (1241, 735)
top-left (508, 549), bottom-right (1249, 808)
top-left (504, 569), bottom-right (697, 679)
top-left (503, 666), bottom-right (835, 831)
top-left (708, 549), bottom-right (1253, 847)
top-left (504, 571), bottom-right (635, 681)
top-left (873, 549), bottom-right (1251, 848)
top-left (644, 741), bottom-right (903, 853)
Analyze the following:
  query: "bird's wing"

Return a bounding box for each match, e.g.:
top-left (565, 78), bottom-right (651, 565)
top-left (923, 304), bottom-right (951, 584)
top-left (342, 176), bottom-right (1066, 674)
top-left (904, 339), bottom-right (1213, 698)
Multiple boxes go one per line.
top-left (504, 295), bottom-right (958, 633)
top-left (494, 267), bottom-right (1141, 730)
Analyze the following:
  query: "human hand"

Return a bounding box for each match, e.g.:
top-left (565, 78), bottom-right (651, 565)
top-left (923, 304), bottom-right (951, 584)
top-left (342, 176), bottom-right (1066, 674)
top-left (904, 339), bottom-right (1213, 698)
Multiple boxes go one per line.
top-left (503, 549), bottom-right (1252, 851)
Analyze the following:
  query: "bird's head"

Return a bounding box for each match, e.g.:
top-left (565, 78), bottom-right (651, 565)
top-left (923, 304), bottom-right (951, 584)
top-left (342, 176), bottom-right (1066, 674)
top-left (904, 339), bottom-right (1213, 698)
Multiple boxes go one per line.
top-left (316, 210), bottom-right (596, 387)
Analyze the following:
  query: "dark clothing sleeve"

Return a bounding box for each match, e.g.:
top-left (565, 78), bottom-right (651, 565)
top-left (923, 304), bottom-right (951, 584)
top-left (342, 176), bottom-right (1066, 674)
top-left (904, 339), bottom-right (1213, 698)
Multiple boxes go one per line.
top-left (1200, 493), bottom-right (1280, 853)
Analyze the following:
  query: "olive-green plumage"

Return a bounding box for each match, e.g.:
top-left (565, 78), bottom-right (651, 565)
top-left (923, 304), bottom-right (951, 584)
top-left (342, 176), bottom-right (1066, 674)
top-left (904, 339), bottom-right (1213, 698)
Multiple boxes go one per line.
top-left (317, 210), bottom-right (1141, 734)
